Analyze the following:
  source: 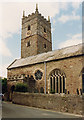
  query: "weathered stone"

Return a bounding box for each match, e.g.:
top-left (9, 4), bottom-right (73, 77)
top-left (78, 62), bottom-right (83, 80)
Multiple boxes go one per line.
top-left (12, 92), bottom-right (83, 115)
top-left (7, 5), bottom-right (84, 98)
top-left (7, 55), bottom-right (83, 95)
top-left (21, 9), bottom-right (52, 58)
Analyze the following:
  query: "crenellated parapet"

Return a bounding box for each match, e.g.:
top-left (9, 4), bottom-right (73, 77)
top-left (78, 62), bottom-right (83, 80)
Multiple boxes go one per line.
top-left (22, 4), bottom-right (51, 26)
top-left (21, 4), bottom-right (52, 58)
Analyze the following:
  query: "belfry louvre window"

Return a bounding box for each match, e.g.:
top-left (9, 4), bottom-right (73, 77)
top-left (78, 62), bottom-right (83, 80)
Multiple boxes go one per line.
top-left (44, 28), bottom-right (46, 33)
top-left (28, 25), bottom-right (30, 30)
top-left (49, 69), bottom-right (66, 94)
top-left (26, 41), bottom-right (30, 47)
top-left (44, 44), bottom-right (46, 48)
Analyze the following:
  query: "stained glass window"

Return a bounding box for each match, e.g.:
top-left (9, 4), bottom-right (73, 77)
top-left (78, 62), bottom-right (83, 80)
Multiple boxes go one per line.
top-left (35, 70), bottom-right (43, 80)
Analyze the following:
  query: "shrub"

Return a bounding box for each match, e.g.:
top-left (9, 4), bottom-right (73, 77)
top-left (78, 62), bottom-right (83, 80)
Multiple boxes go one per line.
top-left (15, 83), bottom-right (28, 92)
top-left (1, 78), bottom-right (7, 94)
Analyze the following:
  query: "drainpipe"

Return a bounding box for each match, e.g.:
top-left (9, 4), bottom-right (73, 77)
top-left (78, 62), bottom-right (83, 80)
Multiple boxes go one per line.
top-left (44, 61), bottom-right (46, 94)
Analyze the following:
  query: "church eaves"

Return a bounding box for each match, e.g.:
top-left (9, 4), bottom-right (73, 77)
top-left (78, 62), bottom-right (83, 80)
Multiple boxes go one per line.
top-left (7, 43), bottom-right (83, 70)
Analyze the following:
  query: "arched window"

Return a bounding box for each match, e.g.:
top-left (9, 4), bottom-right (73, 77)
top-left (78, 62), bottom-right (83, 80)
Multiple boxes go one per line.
top-left (60, 76), bottom-right (62, 93)
top-left (63, 76), bottom-right (65, 93)
top-left (35, 70), bottom-right (43, 80)
top-left (57, 76), bottom-right (58, 93)
top-left (28, 25), bottom-right (30, 30)
top-left (49, 69), bottom-right (66, 94)
top-left (44, 44), bottom-right (46, 48)
top-left (50, 77), bottom-right (52, 91)
top-left (26, 41), bottom-right (30, 47)
top-left (44, 28), bottom-right (46, 33)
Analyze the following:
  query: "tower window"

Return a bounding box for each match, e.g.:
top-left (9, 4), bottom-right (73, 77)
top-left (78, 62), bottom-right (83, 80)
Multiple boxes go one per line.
top-left (44, 44), bottom-right (46, 48)
top-left (28, 25), bottom-right (30, 30)
top-left (26, 41), bottom-right (30, 47)
top-left (44, 28), bottom-right (46, 33)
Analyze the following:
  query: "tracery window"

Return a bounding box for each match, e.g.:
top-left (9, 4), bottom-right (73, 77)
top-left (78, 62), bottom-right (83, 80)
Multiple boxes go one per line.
top-left (49, 69), bottom-right (66, 94)
top-left (35, 70), bottom-right (43, 80)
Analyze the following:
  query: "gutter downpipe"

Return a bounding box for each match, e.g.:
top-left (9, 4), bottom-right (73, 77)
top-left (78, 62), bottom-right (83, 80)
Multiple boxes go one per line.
top-left (44, 61), bottom-right (46, 94)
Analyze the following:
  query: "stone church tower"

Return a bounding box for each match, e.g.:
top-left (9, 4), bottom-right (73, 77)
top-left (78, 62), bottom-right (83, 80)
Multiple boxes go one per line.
top-left (21, 4), bottom-right (52, 58)
top-left (7, 4), bottom-right (83, 98)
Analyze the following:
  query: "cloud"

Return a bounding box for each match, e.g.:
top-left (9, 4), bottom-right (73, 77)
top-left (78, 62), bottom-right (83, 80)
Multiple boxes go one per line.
top-left (58, 33), bottom-right (82, 48)
top-left (0, 2), bottom-right (81, 40)
top-left (0, 2), bottom-right (82, 78)
top-left (0, 63), bottom-right (9, 78)
top-left (51, 27), bottom-right (55, 32)
top-left (58, 2), bottom-right (81, 23)
top-left (0, 38), bottom-right (12, 57)
top-left (58, 14), bottom-right (80, 23)
top-left (52, 19), bottom-right (56, 25)
top-left (0, 2), bottom-right (70, 57)
top-left (0, 2), bottom-right (70, 39)
top-left (72, 2), bottom-right (81, 10)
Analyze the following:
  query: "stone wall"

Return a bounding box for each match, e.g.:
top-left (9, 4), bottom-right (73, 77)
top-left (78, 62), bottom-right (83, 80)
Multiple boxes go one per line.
top-left (21, 35), bottom-right (38, 58)
top-left (21, 11), bottom-right (52, 58)
top-left (7, 56), bottom-right (83, 95)
top-left (7, 63), bottom-right (45, 93)
top-left (46, 56), bottom-right (82, 94)
top-left (37, 35), bottom-right (52, 54)
top-left (12, 92), bottom-right (83, 115)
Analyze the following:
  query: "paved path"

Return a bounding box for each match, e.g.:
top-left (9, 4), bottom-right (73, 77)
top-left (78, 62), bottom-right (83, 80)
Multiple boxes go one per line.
top-left (2, 101), bottom-right (82, 119)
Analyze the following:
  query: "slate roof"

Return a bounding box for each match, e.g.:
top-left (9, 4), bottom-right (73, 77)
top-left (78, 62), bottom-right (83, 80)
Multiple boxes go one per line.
top-left (7, 43), bottom-right (83, 69)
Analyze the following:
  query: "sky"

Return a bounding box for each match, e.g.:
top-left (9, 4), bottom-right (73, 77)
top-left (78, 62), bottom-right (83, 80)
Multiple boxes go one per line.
top-left (0, 0), bottom-right (83, 78)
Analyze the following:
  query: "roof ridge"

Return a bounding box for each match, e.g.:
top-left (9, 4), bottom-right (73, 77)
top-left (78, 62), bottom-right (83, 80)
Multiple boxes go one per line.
top-left (7, 43), bottom-right (83, 69)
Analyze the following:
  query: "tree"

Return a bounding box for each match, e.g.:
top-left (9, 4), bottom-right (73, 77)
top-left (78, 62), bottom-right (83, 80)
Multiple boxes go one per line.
top-left (0, 78), bottom-right (7, 94)
top-left (15, 83), bottom-right (28, 92)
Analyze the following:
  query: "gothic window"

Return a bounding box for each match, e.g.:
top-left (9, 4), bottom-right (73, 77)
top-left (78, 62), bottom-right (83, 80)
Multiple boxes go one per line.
top-left (53, 77), bottom-right (55, 92)
top-left (57, 77), bottom-right (58, 93)
top-left (49, 69), bottom-right (66, 94)
top-left (63, 76), bottom-right (65, 93)
top-left (44, 44), bottom-right (46, 48)
top-left (44, 28), bottom-right (46, 33)
top-left (28, 25), bottom-right (30, 30)
top-left (26, 41), bottom-right (30, 47)
top-left (35, 70), bottom-right (43, 80)
top-left (60, 76), bottom-right (62, 93)
top-left (50, 77), bottom-right (52, 91)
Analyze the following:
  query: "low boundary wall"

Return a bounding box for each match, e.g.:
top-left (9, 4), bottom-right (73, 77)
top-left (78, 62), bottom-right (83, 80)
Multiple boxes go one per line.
top-left (12, 92), bottom-right (84, 115)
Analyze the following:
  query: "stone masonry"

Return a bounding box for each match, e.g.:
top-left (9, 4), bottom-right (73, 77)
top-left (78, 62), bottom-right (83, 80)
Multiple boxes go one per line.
top-left (12, 92), bottom-right (83, 115)
top-left (21, 6), bottom-right (52, 58)
top-left (7, 53), bottom-right (83, 95)
top-left (7, 4), bottom-right (84, 97)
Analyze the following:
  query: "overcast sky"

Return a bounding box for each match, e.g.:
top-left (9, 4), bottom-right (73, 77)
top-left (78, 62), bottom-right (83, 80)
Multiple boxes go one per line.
top-left (0, 0), bottom-right (82, 77)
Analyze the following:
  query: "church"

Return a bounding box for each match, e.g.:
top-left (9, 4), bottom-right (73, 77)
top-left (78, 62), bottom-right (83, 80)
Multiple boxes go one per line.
top-left (7, 4), bottom-right (84, 95)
